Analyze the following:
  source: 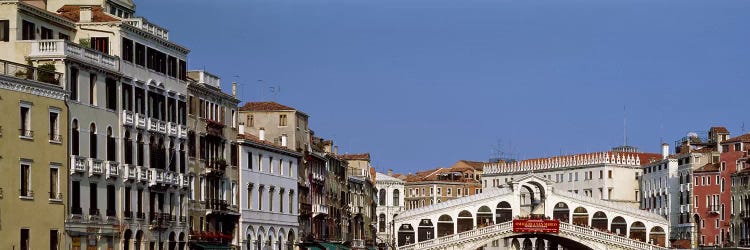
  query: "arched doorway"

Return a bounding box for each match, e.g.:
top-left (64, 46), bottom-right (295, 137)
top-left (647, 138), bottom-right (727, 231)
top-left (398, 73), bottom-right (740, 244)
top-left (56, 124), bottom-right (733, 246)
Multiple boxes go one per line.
top-left (535, 238), bottom-right (545, 250)
top-left (496, 201), bottom-right (512, 223)
top-left (553, 202), bottom-right (569, 223)
top-left (178, 232), bottom-right (185, 250)
top-left (572, 207), bottom-right (589, 226)
top-left (168, 232), bottom-right (176, 250)
top-left (123, 230), bottom-right (133, 250)
top-left (417, 219), bottom-right (434, 242)
top-left (135, 230), bottom-right (144, 250)
top-left (397, 224), bottom-right (415, 246)
top-left (457, 210), bottom-right (474, 233)
top-left (510, 238), bottom-right (520, 250)
top-left (522, 238), bottom-right (533, 250)
top-left (437, 215), bottom-right (454, 237)
top-left (630, 221), bottom-right (646, 242)
top-left (477, 206), bottom-right (493, 227)
top-left (611, 216), bottom-right (627, 236)
top-left (286, 230), bottom-right (295, 250)
top-left (649, 226), bottom-right (666, 247)
top-left (591, 211), bottom-right (608, 231)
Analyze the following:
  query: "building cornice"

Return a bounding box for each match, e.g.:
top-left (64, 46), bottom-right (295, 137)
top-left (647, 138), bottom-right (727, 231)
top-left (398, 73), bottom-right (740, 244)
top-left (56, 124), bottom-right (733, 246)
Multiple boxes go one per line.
top-left (187, 83), bottom-right (240, 105)
top-left (0, 75), bottom-right (66, 101)
top-left (8, 1), bottom-right (77, 30)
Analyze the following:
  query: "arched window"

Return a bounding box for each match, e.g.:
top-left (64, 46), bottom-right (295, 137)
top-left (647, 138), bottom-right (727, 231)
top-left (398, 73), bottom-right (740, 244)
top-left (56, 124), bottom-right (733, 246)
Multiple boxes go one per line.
top-left (136, 133), bottom-right (144, 166)
top-left (393, 189), bottom-right (400, 206)
top-left (72, 119), bottom-right (79, 155)
top-left (379, 189), bottom-right (386, 206)
top-left (124, 130), bottom-right (132, 164)
top-left (106, 127), bottom-right (115, 161)
top-left (379, 214), bottom-right (386, 232)
top-left (89, 123), bottom-right (97, 158)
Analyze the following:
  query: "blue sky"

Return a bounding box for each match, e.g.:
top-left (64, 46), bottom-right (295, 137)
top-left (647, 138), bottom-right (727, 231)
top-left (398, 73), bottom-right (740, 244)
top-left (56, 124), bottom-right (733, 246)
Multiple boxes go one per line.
top-left (137, 0), bottom-right (750, 174)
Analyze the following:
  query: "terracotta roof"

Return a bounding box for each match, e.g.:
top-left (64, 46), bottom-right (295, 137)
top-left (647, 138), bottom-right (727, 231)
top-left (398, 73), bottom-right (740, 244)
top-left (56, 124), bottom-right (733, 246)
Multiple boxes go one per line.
top-left (724, 133), bottom-right (750, 143)
top-left (340, 153), bottom-right (371, 161)
top-left (239, 101), bottom-right (296, 112)
top-left (710, 127), bottom-right (730, 134)
top-left (458, 160), bottom-right (486, 171)
top-left (57, 5), bottom-right (119, 22)
top-left (237, 133), bottom-right (300, 156)
top-left (694, 163), bottom-right (720, 173)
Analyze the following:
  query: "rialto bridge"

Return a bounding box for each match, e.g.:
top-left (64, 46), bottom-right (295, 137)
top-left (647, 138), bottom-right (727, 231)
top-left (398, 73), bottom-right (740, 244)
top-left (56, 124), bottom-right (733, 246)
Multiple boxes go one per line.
top-left (394, 175), bottom-right (669, 250)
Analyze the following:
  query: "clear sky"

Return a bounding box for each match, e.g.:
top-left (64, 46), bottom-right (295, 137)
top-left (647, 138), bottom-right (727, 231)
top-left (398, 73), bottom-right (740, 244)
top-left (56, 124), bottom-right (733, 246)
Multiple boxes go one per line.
top-left (137, 0), bottom-right (750, 174)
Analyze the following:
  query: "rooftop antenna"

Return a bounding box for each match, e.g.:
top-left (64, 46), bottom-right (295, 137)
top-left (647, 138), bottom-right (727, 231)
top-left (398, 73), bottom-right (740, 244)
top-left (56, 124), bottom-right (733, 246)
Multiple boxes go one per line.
top-left (257, 80), bottom-right (264, 101)
top-left (742, 122), bottom-right (746, 134)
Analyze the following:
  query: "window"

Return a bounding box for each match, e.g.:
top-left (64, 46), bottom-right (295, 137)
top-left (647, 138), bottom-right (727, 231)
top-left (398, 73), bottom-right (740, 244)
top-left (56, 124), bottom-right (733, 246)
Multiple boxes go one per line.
top-left (107, 185), bottom-right (115, 216)
top-left (106, 127), bottom-right (115, 161)
top-left (379, 214), bottom-right (386, 232)
top-left (379, 189), bottom-right (386, 206)
top-left (70, 68), bottom-right (79, 101)
top-left (124, 187), bottom-right (131, 215)
top-left (200, 176), bottom-right (205, 201)
top-left (447, 188), bottom-right (452, 195)
top-left (179, 60), bottom-right (187, 80)
top-left (21, 20), bottom-right (34, 40)
top-left (135, 43), bottom-right (145, 66)
top-left (247, 184), bottom-right (253, 209)
top-left (122, 38), bottom-right (133, 62)
top-left (258, 187), bottom-right (263, 210)
top-left (269, 157), bottom-right (274, 173)
top-left (393, 189), bottom-right (400, 206)
top-left (0, 20), bottom-right (8, 41)
top-left (89, 73), bottom-right (97, 105)
top-left (20, 228), bottom-right (30, 250)
top-left (279, 114), bottom-right (287, 126)
top-left (90, 37), bottom-right (109, 54)
top-left (90, 183), bottom-right (98, 215)
top-left (575, 172), bottom-right (579, 181)
top-left (20, 104), bottom-right (31, 138)
top-left (40, 26), bottom-right (53, 40)
top-left (259, 154), bottom-right (263, 172)
top-left (231, 182), bottom-right (237, 206)
top-left (50, 229), bottom-right (59, 250)
top-left (49, 165), bottom-right (59, 200)
top-left (49, 109), bottom-right (60, 142)
top-left (105, 78), bottom-right (116, 110)
top-left (247, 115), bottom-right (254, 127)
top-left (167, 56), bottom-right (177, 78)
top-left (289, 192), bottom-right (293, 214)
top-left (599, 170), bottom-right (603, 179)
top-left (608, 170), bottom-right (613, 178)
top-left (289, 160), bottom-right (293, 177)
top-left (89, 123), bottom-right (97, 158)
top-left (247, 152), bottom-right (253, 170)
top-left (20, 162), bottom-right (32, 198)
top-left (58, 33), bottom-right (69, 40)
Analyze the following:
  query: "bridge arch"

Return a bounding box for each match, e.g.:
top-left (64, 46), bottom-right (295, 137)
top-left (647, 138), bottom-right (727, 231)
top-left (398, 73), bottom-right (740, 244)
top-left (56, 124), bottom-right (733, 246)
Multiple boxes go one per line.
top-left (552, 202), bottom-right (569, 223)
top-left (417, 219), bottom-right (434, 241)
top-left (591, 211), bottom-right (608, 231)
top-left (611, 216), bottom-right (627, 236)
top-left (630, 221), bottom-right (646, 242)
top-left (572, 207), bottom-right (589, 226)
top-left (457, 210), bottom-right (473, 233)
top-left (477, 206), bottom-right (493, 227)
top-left (649, 226), bottom-right (666, 247)
top-left (397, 224), bottom-right (415, 246)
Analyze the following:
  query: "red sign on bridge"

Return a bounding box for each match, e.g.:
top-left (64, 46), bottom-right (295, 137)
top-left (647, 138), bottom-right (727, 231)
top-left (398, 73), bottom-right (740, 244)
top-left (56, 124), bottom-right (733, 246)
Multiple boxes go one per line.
top-left (512, 219), bottom-right (560, 233)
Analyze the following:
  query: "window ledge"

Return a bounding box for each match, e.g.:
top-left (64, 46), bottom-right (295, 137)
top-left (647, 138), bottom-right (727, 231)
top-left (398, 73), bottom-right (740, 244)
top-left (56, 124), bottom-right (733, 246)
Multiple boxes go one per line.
top-left (19, 136), bottom-right (33, 141)
top-left (49, 198), bottom-right (63, 203)
top-left (19, 196), bottom-right (34, 200)
top-left (49, 139), bottom-right (62, 144)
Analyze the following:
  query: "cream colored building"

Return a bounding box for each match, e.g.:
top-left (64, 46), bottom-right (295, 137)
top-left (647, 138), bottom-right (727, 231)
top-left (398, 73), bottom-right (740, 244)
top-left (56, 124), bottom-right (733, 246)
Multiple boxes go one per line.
top-left (0, 60), bottom-right (68, 248)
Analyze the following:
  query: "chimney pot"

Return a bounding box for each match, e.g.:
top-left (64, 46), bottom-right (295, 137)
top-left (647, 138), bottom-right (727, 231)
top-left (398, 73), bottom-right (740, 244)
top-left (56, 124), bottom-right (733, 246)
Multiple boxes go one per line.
top-left (662, 143), bottom-right (669, 159)
top-left (281, 134), bottom-right (287, 147)
top-left (259, 128), bottom-right (265, 141)
top-left (80, 6), bottom-right (93, 22)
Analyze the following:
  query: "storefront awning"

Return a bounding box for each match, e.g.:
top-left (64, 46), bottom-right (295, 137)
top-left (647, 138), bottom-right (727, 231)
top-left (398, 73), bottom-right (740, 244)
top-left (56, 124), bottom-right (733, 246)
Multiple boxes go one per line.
top-left (319, 242), bottom-right (350, 250)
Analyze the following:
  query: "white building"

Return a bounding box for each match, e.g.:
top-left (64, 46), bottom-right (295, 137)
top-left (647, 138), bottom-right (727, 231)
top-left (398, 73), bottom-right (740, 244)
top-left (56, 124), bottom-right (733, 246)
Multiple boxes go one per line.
top-left (237, 132), bottom-right (300, 250)
top-left (482, 147), bottom-right (663, 210)
top-left (375, 171), bottom-right (405, 249)
top-left (639, 144), bottom-right (677, 222)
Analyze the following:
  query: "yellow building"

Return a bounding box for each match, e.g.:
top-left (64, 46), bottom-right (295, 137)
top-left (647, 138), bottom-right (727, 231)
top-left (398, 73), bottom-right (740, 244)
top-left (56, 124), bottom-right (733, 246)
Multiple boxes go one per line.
top-left (0, 60), bottom-right (68, 249)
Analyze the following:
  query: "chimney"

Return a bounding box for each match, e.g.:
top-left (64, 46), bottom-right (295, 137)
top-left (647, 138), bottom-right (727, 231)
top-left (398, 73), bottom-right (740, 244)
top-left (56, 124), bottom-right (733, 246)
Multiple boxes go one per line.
top-left (238, 124), bottom-right (245, 135)
top-left (281, 134), bottom-right (287, 147)
top-left (387, 169), bottom-right (393, 176)
top-left (232, 82), bottom-right (237, 98)
top-left (80, 6), bottom-right (93, 22)
top-left (334, 145), bottom-right (338, 155)
top-left (662, 143), bottom-right (669, 160)
top-left (259, 128), bottom-right (265, 141)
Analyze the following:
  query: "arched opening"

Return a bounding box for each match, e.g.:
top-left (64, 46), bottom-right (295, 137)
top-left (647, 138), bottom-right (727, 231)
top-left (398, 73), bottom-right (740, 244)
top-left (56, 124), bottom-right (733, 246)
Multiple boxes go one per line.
top-left (611, 216), bottom-right (627, 236)
top-left (649, 226), bottom-right (666, 247)
top-left (437, 215), bottom-right (454, 237)
top-left (477, 206), bottom-right (493, 227)
top-left (393, 189), bottom-right (400, 206)
top-left (379, 189), bottom-right (386, 206)
top-left (457, 210), bottom-right (474, 233)
top-left (123, 230), bottom-right (132, 250)
top-left (629, 221), bottom-right (646, 242)
top-left (591, 211), bottom-right (608, 231)
top-left (135, 230), bottom-right (144, 250)
top-left (510, 238), bottom-right (520, 250)
top-left (124, 130), bottom-right (133, 164)
top-left (572, 207), bottom-right (589, 226)
top-left (136, 133), bottom-right (144, 166)
top-left (287, 230), bottom-right (295, 250)
top-left (522, 238), bottom-right (533, 250)
top-left (535, 238), bottom-right (545, 250)
top-left (379, 214), bottom-right (386, 232)
top-left (277, 230), bottom-right (284, 250)
top-left (90, 123), bottom-right (97, 158)
top-left (168, 231), bottom-right (176, 250)
top-left (72, 119), bottom-right (80, 155)
top-left (496, 201), bottom-right (512, 223)
top-left (246, 226), bottom-right (255, 250)
top-left (178, 232), bottom-right (185, 250)
top-left (107, 127), bottom-right (115, 161)
top-left (552, 202), bottom-right (569, 223)
top-left (417, 219), bottom-right (434, 242)
top-left (397, 224), bottom-right (415, 246)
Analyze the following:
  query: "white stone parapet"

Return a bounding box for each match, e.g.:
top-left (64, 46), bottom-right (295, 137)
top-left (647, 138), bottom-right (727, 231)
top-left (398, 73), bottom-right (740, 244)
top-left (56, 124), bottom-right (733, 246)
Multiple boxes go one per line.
top-left (484, 152), bottom-right (644, 175)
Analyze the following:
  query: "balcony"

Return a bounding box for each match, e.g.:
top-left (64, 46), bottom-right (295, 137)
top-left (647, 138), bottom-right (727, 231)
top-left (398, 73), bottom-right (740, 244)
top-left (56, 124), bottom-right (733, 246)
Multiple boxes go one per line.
top-left (28, 40), bottom-right (119, 72)
top-left (158, 121), bottom-right (167, 133)
top-left (136, 114), bottom-right (146, 128)
top-left (122, 110), bottom-right (134, 126)
top-left (88, 208), bottom-right (101, 221)
top-left (206, 159), bottom-right (227, 175)
top-left (168, 122), bottom-right (178, 136)
top-left (0, 58), bottom-right (62, 86)
top-left (124, 17), bottom-right (170, 40)
top-left (148, 118), bottom-right (159, 132)
top-left (178, 125), bottom-right (187, 138)
top-left (149, 169), bottom-right (165, 186)
top-left (138, 167), bottom-right (148, 182)
top-left (106, 161), bottom-right (119, 178)
top-left (70, 156), bottom-right (87, 174)
top-left (124, 164), bottom-right (137, 180)
top-left (313, 204), bottom-right (329, 217)
top-left (179, 174), bottom-right (188, 188)
top-left (89, 158), bottom-right (104, 176)
top-left (205, 199), bottom-right (232, 214)
top-left (709, 205), bottom-right (720, 215)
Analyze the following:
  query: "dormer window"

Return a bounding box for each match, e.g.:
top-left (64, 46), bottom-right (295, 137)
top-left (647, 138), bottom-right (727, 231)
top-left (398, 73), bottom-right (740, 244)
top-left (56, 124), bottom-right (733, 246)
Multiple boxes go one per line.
top-left (735, 143), bottom-right (742, 152)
